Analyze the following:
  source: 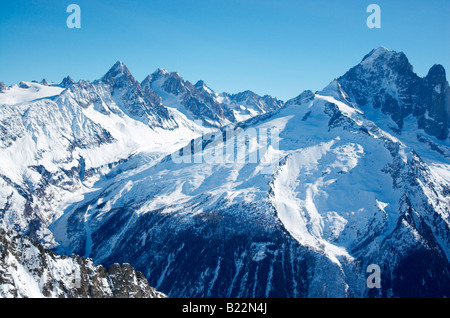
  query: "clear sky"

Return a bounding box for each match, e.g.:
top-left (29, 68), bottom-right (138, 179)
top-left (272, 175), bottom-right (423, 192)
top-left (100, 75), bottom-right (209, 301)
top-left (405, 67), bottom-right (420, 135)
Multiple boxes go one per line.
top-left (0, 0), bottom-right (449, 101)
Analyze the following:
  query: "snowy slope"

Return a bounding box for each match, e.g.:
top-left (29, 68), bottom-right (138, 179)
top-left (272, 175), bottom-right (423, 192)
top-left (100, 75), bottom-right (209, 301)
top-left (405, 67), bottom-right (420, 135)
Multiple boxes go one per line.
top-left (0, 60), bottom-right (281, 250)
top-left (329, 46), bottom-right (450, 141)
top-left (1, 48), bottom-right (450, 298)
top-left (0, 82), bottom-right (64, 106)
top-left (0, 64), bottom-right (216, 248)
top-left (52, 86), bottom-right (450, 297)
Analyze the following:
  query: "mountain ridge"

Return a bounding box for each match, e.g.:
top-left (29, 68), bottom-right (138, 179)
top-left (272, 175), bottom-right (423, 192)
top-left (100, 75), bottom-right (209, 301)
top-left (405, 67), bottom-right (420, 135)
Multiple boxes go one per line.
top-left (1, 47), bottom-right (449, 298)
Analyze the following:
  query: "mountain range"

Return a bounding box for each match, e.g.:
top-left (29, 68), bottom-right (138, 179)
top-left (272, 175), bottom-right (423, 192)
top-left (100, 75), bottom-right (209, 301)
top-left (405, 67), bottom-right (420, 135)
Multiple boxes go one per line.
top-left (0, 47), bottom-right (449, 298)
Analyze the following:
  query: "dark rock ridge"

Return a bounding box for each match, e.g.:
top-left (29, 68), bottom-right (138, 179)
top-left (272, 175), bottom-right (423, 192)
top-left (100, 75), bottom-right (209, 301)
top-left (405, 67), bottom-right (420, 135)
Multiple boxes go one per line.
top-left (60, 76), bottom-right (75, 88)
top-left (143, 68), bottom-right (283, 127)
top-left (0, 82), bottom-right (7, 93)
top-left (335, 47), bottom-right (450, 140)
top-left (99, 61), bottom-right (177, 128)
top-left (0, 228), bottom-right (166, 298)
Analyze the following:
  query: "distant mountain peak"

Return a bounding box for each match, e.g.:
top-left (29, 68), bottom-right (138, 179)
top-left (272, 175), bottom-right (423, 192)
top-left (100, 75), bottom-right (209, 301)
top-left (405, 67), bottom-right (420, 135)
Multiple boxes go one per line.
top-left (155, 67), bottom-right (169, 75)
top-left (194, 80), bottom-right (206, 88)
top-left (18, 81), bottom-right (30, 89)
top-left (426, 64), bottom-right (447, 81)
top-left (149, 68), bottom-right (171, 81)
top-left (101, 61), bottom-right (140, 90)
top-left (360, 46), bottom-right (394, 64)
top-left (112, 60), bottom-right (127, 70)
top-left (60, 76), bottom-right (75, 88)
top-left (194, 80), bottom-right (214, 94)
top-left (335, 47), bottom-right (449, 140)
top-left (102, 61), bottom-right (133, 82)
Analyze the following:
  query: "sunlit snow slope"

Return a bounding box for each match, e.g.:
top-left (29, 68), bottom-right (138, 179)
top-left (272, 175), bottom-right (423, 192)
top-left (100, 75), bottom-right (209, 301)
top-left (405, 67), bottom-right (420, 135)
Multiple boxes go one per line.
top-left (53, 87), bottom-right (450, 297)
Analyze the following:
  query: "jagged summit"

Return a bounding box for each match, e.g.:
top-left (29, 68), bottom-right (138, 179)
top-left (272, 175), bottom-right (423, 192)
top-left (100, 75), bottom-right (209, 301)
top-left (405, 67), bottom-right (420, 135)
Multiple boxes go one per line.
top-left (426, 64), bottom-right (447, 82)
top-left (361, 46), bottom-right (391, 62)
top-left (60, 75), bottom-right (75, 88)
top-left (109, 60), bottom-right (128, 73)
top-left (0, 229), bottom-right (167, 298)
top-left (101, 61), bottom-right (135, 86)
top-left (153, 67), bottom-right (170, 76)
top-left (194, 79), bottom-right (207, 89)
top-left (333, 47), bottom-right (449, 140)
top-left (194, 80), bottom-right (214, 94)
top-left (147, 68), bottom-right (180, 83)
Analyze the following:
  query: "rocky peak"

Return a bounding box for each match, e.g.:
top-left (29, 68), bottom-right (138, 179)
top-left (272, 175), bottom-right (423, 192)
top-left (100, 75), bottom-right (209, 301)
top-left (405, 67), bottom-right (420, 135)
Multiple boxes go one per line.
top-left (335, 47), bottom-right (449, 140)
top-left (95, 62), bottom-right (175, 128)
top-left (194, 80), bottom-right (213, 93)
top-left (231, 90), bottom-right (258, 101)
top-left (101, 61), bottom-right (139, 89)
top-left (425, 64), bottom-right (448, 89)
top-left (151, 68), bottom-right (170, 80)
top-left (18, 81), bottom-right (30, 89)
top-left (0, 228), bottom-right (167, 298)
top-left (285, 90), bottom-right (315, 107)
top-left (0, 82), bottom-right (6, 93)
top-left (360, 46), bottom-right (391, 63)
top-left (230, 90), bottom-right (283, 112)
top-left (162, 72), bottom-right (189, 96)
top-left (60, 76), bottom-right (75, 88)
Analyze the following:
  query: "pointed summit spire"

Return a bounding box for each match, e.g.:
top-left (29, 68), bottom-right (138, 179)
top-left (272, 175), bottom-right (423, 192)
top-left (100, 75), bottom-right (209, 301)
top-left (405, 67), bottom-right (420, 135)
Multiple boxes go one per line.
top-left (103, 61), bottom-right (131, 80)
top-left (194, 80), bottom-right (214, 94)
top-left (361, 46), bottom-right (392, 64)
top-left (155, 68), bottom-right (169, 75)
top-left (60, 76), bottom-right (75, 88)
top-left (111, 61), bottom-right (127, 72)
top-left (102, 61), bottom-right (138, 89)
top-left (149, 68), bottom-right (170, 82)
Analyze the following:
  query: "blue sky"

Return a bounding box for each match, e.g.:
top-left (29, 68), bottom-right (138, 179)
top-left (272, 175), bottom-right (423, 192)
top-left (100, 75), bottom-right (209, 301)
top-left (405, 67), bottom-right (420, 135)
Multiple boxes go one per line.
top-left (0, 0), bottom-right (449, 100)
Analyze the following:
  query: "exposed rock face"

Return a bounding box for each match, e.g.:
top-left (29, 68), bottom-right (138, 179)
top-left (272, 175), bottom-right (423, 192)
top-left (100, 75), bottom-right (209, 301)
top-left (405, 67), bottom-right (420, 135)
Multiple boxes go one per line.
top-left (100, 61), bottom-right (177, 128)
top-left (144, 68), bottom-right (283, 127)
top-left (0, 228), bottom-right (166, 298)
top-left (335, 47), bottom-right (450, 140)
top-left (60, 76), bottom-right (75, 88)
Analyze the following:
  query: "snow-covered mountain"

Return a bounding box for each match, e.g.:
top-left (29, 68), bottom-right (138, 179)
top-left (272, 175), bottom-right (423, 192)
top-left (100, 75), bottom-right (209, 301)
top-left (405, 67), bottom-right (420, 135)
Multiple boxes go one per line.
top-left (1, 47), bottom-right (449, 298)
top-left (1, 61), bottom-right (276, 247)
top-left (143, 68), bottom-right (283, 127)
top-left (0, 61), bottom-right (285, 297)
top-left (327, 47), bottom-right (450, 141)
top-left (0, 228), bottom-right (166, 298)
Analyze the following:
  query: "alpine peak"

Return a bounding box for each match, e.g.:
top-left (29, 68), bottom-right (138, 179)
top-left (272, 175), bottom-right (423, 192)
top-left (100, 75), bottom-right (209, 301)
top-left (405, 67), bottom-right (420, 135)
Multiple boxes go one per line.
top-left (102, 61), bottom-right (133, 82)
